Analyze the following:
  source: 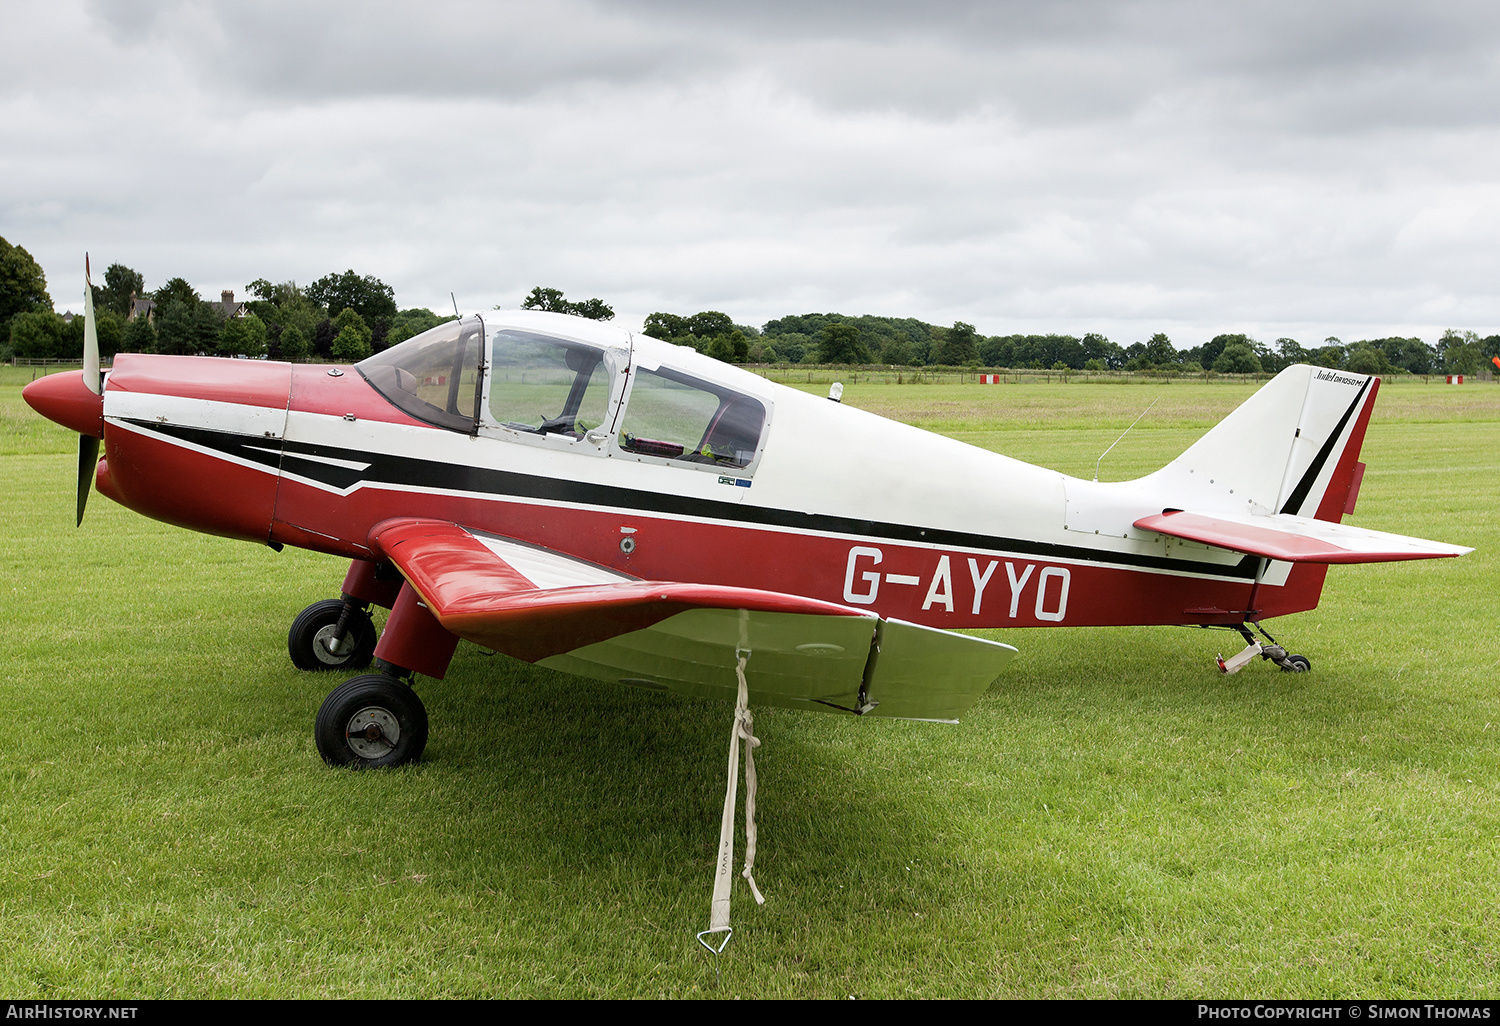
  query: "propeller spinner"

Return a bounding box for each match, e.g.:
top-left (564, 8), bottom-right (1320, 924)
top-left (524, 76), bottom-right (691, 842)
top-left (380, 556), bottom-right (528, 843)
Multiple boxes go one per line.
top-left (20, 256), bottom-right (106, 526)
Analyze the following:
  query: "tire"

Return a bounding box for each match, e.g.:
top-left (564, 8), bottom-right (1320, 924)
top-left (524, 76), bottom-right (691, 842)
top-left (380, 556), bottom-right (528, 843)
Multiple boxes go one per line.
top-left (288, 600), bottom-right (377, 672)
top-left (1282, 654), bottom-right (1311, 673)
top-left (315, 674), bottom-right (428, 769)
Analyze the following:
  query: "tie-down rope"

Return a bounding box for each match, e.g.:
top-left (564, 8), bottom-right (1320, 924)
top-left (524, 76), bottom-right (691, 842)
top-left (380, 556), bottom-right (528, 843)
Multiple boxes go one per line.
top-left (697, 650), bottom-right (764, 956)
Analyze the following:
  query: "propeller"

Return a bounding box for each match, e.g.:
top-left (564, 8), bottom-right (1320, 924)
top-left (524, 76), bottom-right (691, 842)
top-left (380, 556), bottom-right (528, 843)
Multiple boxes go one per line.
top-left (76, 255), bottom-right (101, 526)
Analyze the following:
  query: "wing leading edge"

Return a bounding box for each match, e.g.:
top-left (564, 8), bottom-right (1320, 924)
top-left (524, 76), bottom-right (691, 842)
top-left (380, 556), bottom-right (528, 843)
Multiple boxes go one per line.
top-left (369, 518), bottom-right (1015, 721)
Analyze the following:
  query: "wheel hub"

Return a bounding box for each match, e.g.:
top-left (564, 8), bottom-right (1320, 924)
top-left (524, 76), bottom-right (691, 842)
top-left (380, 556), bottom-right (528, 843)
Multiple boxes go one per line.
top-left (314, 624), bottom-right (355, 663)
top-left (345, 706), bottom-right (401, 757)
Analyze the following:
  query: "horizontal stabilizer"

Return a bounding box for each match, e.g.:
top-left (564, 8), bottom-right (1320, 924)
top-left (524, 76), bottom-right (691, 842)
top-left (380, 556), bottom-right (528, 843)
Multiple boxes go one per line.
top-left (1134, 510), bottom-right (1472, 564)
top-left (371, 518), bottom-right (1015, 720)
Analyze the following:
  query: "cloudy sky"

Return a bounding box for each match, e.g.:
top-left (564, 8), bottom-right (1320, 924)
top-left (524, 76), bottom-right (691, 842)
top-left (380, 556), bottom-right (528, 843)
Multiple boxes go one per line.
top-left (5, 0), bottom-right (1500, 347)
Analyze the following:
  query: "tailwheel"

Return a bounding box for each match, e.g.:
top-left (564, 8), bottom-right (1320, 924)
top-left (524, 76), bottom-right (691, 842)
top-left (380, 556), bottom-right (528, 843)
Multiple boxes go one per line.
top-left (1248, 623), bottom-right (1311, 673)
top-left (315, 674), bottom-right (428, 769)
top-left (1216, 624), bottom-right (1311, 674)
top-left (289, 599), bottom-right (377, 671)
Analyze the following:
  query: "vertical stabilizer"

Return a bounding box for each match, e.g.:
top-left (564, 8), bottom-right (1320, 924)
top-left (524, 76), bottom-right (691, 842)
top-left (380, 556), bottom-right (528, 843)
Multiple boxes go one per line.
top-left (1142, 365), bottom-right (1378, 524)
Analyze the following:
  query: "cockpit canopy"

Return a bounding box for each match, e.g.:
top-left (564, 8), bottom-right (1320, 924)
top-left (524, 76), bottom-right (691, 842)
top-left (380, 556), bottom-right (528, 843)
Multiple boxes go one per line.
top-left (358, 313), bottom-right (768, 472)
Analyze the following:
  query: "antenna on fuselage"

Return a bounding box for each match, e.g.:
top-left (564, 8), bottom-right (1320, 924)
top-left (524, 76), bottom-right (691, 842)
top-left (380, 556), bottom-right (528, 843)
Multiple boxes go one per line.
top-left (1094, 396), bottom-right (1160, 482)
top-left (451, 293), bottom-right (460, 319)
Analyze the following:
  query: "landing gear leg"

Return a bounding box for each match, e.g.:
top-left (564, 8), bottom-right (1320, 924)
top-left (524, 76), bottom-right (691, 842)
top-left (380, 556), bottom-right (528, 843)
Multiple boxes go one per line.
top-left (314, 581), bottom-right (459, 770)
top-left (1216, 623), bottom-right (1311, 674)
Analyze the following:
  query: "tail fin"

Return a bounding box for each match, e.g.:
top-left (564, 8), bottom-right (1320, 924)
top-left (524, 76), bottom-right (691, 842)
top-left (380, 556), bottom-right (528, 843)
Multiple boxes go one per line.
top-left (1143, 365), bottom-right (1377, 523)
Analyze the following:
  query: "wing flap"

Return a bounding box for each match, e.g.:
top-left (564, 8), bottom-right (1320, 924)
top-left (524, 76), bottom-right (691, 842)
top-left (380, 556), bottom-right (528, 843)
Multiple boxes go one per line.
top-left (1134, 510), bottom-right (1472, 564)
top-left (370, 517), bottom-right (1015, 720)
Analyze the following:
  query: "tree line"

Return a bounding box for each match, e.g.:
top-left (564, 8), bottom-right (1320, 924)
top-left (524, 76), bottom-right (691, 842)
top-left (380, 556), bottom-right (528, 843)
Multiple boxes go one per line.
top-left (651, 311), bottom-right (1500, 376)
top-left (0, 240), bottom-right (452, 364)
top-left (4, 236), bottom-right (1496, 376)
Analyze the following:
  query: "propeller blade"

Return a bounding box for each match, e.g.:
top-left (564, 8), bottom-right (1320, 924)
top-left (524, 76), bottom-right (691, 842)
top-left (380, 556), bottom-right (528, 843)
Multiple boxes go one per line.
top-left (76, 434), bottom-right (99, 527)
top-left (82, 254), bottom-right (100, 395)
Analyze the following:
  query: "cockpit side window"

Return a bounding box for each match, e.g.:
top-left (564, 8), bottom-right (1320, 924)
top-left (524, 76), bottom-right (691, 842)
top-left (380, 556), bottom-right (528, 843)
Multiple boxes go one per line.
top-left (357, 319), bottom-right (482, 433)
top-left (618, 367), bottom-right (766, 470)
top-left (487, 330), bottom-right (612, 438)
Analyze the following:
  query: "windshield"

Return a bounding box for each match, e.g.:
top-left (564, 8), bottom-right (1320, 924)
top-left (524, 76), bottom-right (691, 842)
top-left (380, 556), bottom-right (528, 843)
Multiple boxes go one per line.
top-left (357, 318), bottom-right (483, 433)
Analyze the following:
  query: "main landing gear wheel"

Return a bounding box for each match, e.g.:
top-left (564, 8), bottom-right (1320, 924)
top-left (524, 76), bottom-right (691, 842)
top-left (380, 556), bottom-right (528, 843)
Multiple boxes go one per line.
top-left (288, 599), bottom-right (377, 671)
top-left (315, 674), bottom-right (428, 769)
top-left (1282, 654), bottom-right (1311, 673)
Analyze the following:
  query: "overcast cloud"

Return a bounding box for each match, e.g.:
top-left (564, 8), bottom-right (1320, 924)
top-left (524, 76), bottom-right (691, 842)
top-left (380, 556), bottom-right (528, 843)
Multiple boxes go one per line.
top-left (4, 0), bottom-right (1500, 347)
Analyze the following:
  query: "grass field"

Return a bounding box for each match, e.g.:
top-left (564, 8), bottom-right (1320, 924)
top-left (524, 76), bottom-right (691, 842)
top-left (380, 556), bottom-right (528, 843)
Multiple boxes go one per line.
top-left (1, 365), bottom-right (1496, 998)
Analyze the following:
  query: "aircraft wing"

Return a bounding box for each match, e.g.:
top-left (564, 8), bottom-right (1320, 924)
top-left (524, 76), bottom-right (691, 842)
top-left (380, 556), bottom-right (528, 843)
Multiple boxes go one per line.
top-left (370, 518), bottom-right (1016, 721)
top-left (1134, 510), bottom-right (1472, 564)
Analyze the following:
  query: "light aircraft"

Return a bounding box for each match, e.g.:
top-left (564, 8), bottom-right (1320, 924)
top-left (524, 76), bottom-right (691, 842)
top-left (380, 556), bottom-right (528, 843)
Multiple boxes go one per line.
top-left (24, 281), bottom-right (1472, 773)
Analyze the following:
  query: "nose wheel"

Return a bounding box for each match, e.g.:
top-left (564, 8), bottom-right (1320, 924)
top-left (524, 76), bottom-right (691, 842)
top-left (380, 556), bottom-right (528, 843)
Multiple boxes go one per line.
top-left (289, 599), bottom-right (377, 671)
top-left (315, 674), bottom-right (428, 768)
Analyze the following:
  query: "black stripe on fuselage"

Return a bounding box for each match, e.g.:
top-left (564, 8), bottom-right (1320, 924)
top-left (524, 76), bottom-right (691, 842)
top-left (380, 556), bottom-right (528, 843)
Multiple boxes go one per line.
top-left (125, 418), bottom-right (1261, 580)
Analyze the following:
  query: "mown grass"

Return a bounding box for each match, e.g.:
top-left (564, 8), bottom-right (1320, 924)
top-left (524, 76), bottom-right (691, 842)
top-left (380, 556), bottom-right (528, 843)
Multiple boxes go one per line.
top-left (0, 366), bottom-right (1496, 997)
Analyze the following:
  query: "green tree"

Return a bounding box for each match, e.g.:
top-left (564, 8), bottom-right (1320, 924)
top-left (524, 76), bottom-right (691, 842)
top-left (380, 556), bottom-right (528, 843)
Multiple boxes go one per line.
top-left (1082, 333), bottom-right (1122, 369)
top-left (1437, 329), bottom-right (1482, 375)
top-left (60, 311), bottom-right (88, 359)
top-left (268, 293), bottom-right (323, 342)
top-left (1143, 332), bottom-right (1178, 367)
top-left (219, 313), bottom-right (268, 358)
top-left (154, 298), bottom-right (221, 355)
top-left (1212, 342), bottom-right (1263, 374)
top-left (278, 323), bottom-right (311, 362)
top-left (570, 297), bottom-right (614, 321)
top-left (121, 312), bottom-right (157, 354)
top-left (99, 264), bottom-right (145, 317)
top-left (385, 308), bottom-right (450, 348)
top-left (1345, 345), bottom-right (1389, 375)
top-left (688, 311), bottom-right (733, 338)
top-left (940, 322), bottom-right (978, 365)
top-left (705, 336), bottom-right (734, 362)
top-left (308, 270), bottom-right (397, 323)
top-left (819, 323), bottom-right (869, 364)
top-left (883, 338), bottom-right (913, 366)
top-left (9, 310), bottom-right (62, 359)
top-left (94, 309), bottom-right (124, 358)
top-left (772, 333), bottom-right (810, 364)
top-left (1310, 337), bottom-right (1345, 368)
top-left (643, 311), bottom-right (690, 341)
top-left (1275, 338), bottom-right (1309, 368)
top-left (521, 287), bottom-right (565, 312)
top-left (332, 307), bottom-right (372, 350)
top-left (152, 277), bottom-right (200, 310)
top-left (246, 278), bottom-right (279, 302)
top-left (331, 324), bottom-right (371, 362)
top-left (1201, 333), bottom-right (1251, 371)
top-left (0, 237), bottom-right (52, 341)
top-left (520, 286), bottom-right (614, 321)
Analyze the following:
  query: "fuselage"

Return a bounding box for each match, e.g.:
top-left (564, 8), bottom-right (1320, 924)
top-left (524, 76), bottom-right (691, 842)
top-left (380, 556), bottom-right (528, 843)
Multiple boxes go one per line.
top-left (51, 311), bottom-right (1344, 631)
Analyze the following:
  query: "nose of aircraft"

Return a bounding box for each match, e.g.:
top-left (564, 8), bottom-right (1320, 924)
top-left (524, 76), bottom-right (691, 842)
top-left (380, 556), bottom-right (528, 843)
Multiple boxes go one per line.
top-left (22, 370), bottom-right (104, 438)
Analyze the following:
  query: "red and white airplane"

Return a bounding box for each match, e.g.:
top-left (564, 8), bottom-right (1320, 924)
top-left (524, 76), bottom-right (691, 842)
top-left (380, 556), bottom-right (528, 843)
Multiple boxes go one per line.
top-left (24, 285), bottom-right (1471, 769)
